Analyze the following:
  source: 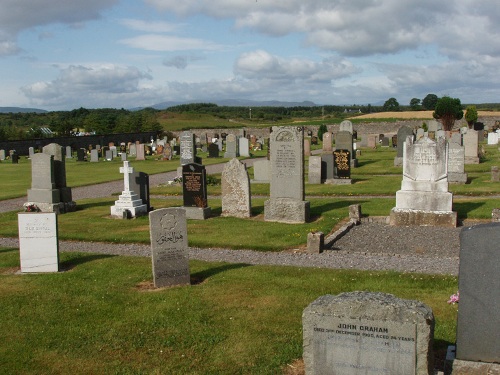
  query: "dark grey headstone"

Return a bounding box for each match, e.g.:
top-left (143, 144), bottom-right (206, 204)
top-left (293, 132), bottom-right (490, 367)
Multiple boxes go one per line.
top-left (129, 171), bottom-right (151, 211)
top-left (207, 143), bottom-right (219, 158)
top-left (397, 126), bottom-right (415, 158)
top-left (77, 148), bottom-right (86, 162)
top-left (149, 208), bottom-right (190, 288)
top-left (321, 154), bottom-right (334, 181)
top-left (456, 223), bottom-right (500, 363)
top-left (333, 149), bottom-right (351, 179)
top-left (182, 163), bottom-right (208, 208)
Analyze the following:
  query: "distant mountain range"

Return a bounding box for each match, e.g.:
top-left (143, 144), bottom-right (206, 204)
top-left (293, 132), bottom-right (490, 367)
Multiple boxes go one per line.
top-left (0, 107), bottom-right (47, 113)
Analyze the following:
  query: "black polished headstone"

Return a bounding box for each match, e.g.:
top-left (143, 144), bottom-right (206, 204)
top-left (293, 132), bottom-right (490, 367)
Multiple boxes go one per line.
top-left (182, 163), bottom-right (208, 208)
top-left (333, 149), bottom-right (351, 179)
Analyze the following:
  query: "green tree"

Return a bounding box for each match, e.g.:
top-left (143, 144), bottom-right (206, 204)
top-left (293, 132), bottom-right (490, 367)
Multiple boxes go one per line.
top-left (465, 105), bottom-right (478, 128)
top-left (383, 97), bottom-right (400, 111)
top-left (422, 94), bottom-right (438, 110)
top-left (409, 98), bottom-right (421, 111)
top-left (317, 124), bottom-right (328, 141)
top-left (433, 96), bottom-right (464, 131)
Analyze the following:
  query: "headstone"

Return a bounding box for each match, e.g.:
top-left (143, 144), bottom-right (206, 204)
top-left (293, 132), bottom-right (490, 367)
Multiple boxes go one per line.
top-left (463, 130), bottom-right (480, 164)
top-left (381, 137), bottom-right (389, 147)
top-left (18, 212), bottom-right (59, 273)
top-left (129, 171), bottom-right (151, 211)
top-left (451, 132), bottom-right (462, 145)
top-left (207, 143), bottom-right (220, 158)
top-left (121, 152), bottom-right (127, 161)
top-left (90, 149), bottom-right (99, 162)
top-left (110, 145), bottom-right (117, 158)
top-left (367, 134), bottom-right (378, 148)
top-left (224, 134), bottom-right (238, 158)
top-left (135, 143), bottom-right (145, 161)
top-left (416, 128), bottom-right (425, 140)
top-left (322, 132), bottom-right (332, 152)
top-left (65, 146), bottom-right (72, 159)
top-left (26, 153), bottom-right (62, 213)
top-left (447, 142), bottom-right (468, 184)
top-left (129, 143), bottom-right (136, 157)
top-left (333, 149), bottom-right (351, 182)
top-left (182, 163), bottom-right (211, 219)
top-left (307, 232), bottom-right (324, 254)
top-left (238, 137), bottom-right (250, 157)
top-left (149, 208), bottom-right (190, 288)
top-left (308, 156), bottom-right (322, 184)
top-left (395, 126), bottom-right (415, 166)
top-left (304, 138), bottom-right (311, 156)
top-left (452, 223), bottom-right (500, 371)
top-left (321, 154), bottom-right (334, 182)
top-left (42, 143), bottom-right (75, 212)
top-left (110, 161), bottom-right (148, 218)
top-left (11, 152), bottom-right (19, 163)
top-left (252, 159), bottom-right (271, 183)
top-left (303, 292), bottom-right (435, 375)
top-left (487, 132), bottom-right (498, 145)
top-left (335, 131), bottom-right (357, 167)
top-left (390, 136), bottom-right (456, 227)
top-left (492, 166), bottom-right (500, 182)
top-left (77, 148), bottom-right (86, 162)
top-left (28, 147), bottom-right (35, 158)
top-left (180, 131), bottom-right (196, 165)
top-left (391, 134), bottom-right (398, 148)
top-left (264, 126), bottom-right (310, 223)
top-left (339, 120), bottom-right (353, 134)
top-left (163, 144), bottom-right (172, 160)
top-left (221, 158), bottom-right (251, 218)
top-left (105, 150), bottom-right (113, 161)
top-left (0, 149), bottom-right (5, 160)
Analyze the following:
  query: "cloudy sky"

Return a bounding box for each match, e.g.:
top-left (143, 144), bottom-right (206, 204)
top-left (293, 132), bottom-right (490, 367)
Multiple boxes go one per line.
top-left (1, 0), bottom-right (499, 111)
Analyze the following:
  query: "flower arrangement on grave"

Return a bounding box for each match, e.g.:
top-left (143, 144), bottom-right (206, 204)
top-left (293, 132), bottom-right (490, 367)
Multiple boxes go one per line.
top-left (24, 203), bottom-right (40, 212)
top-left (447, 291), bottom-right (459, 304)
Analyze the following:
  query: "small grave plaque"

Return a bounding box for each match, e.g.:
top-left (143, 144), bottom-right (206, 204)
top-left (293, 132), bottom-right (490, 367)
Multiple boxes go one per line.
top-left (149, 208), bottom-right (190, 288)
top-left (18, 212), bottom-right (59, 273)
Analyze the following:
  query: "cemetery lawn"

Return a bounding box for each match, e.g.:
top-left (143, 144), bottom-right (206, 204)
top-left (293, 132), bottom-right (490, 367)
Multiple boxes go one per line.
top-left (0, 248), bottom-right (458, 374)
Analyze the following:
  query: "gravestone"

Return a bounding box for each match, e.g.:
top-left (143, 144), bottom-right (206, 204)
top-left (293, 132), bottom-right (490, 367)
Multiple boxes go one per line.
top-left (26, 153), bottom-right (61, 213)
top-left (163, 144), bottom-right (172, 160)
top-left (129, 171), bottom-right (151, 211)
top-left (333, 149), bottom-right (351, 183)
top-left (0, 149), bottom-right (5, 160)
top-left (121, 152), bottom-right (127, 161)
top-left (77, 148), bottom-right (86, 161)
top-left (381, 137), bottom-right (389, 147)
top-left (90, 149), bottom-right (99, 162)
top-left (11, 151), bottom-right (19, 164)
top-left (182, 163), bottom-right (211, 219)
top-left (110, 146), bottom-right (117, 158)
top-left (390, 136), bottom-right (456, 227)
top-left (252, 159), bottom-right (271, 183)
top-left (416, 128), bottom-right (425, 140)
top-left (321, 154), bottom-right (334, 182)
top-left (105, 150), bottom-right (113, 161)
top-left (221, 158), bottom-right (251, 218)
top-left (224, 134), bottom-right (238, 158)
top-left (447, 142), bottom-right (467, 184)
top-left (307, 231), bottom-right (324, 254)
top-left (110, 161), bottom-right (148, 218)
top-left (335, 131), bottom-right (357, 167)
top-left (322, 132), bottom-right (332, 152)
top-left (28, 147), bottom-right (35, 158)
top-left (18, 212), bottom-right (59, 273)
top-left (339, 120), bottom-right (353, 134)
top-left (65, 146), bottom-right (72, 159)
top-left (487, 132), bottom-right (498, 145)
top-left (391, 134), bottom-right (398, 148)
top-left (129, 143), bottom-right (136, 157)
top-left (492, 166), bottom-right (500, 182)
top-left (394, 126), bottom-right (414, 166)
top-left (451, 223), bottom-right (500, 374)
top-left (303, 292), bottom-right (434, 375)
top-left (367, 134), bottom-right (378, 148)
top-left (238, 137), bottom-right (250, 157)
top-left (180, 131), bottom-right (196, 165)
top-left (207, 143), bottom-right (220, 158)
top-left (308, 156), bottom-right (322, 184)
top-left (149, 208), bottom-right (190, 288)
top-left (264, 126), bottom-right (310, 223)
top-left (304, 138), bottom-right (311, 156)
top-left (463, 130), bottom-right (479, 164)
top-left (135, 143), bottom-right (145, 161)
top-left (451, 132), bottom-right (462, 145)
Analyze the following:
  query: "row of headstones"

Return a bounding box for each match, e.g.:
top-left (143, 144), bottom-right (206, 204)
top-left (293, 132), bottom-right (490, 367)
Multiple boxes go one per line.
top-left (0, 149), bottom-right (19, 163)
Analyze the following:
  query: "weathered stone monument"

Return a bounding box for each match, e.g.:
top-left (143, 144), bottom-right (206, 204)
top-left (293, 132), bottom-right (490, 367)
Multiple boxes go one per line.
top-left (394, 126), bottom-right (414, 166)
top-left (308, 156), bottom-right (322, 184)
top-left (42, 143), bottom-right (75, 212)
top-left (463, 129), bottom-right (479, 164)
top-left (450, 223), bottom-right (500, 374)
top-left (110, 161), bottom-right (148, 218)
top-left (221, 158), bottom-right (251, 218)
top-left (390, 136), bottom-right (457, 227)
top-left (224, 133), bottom-right (238, 158)
top-left (182, 163), bottom-right (211, 219)
top-left (135, 143), bottom-right (145, 161)
top-left (264, 126), bottom-right (309, 223)
top-left (303, 292), bottom-right (435, 375)
top-left (322, 132), bottom-right (332, 152)
top-left (180, 131), bottom-right (196, 165)
top-left (339, 120), bottom-right (353, 134)
top-left (447, 142), bottom-right (468, 184)
top-left (90, 149), bottom-right (99, 162)
top-left (238, 137), bottom-right (250, 157)
top-left (149, 208), bottom-right (190, 288)
top-left (335, 131), bottom-right (357, 167)
top-left (18, 212), bottom-right (59, 273)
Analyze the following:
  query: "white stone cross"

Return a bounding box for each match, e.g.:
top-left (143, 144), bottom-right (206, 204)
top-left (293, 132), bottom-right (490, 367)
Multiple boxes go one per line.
top-left (120, 161), bottom-right (134, 192)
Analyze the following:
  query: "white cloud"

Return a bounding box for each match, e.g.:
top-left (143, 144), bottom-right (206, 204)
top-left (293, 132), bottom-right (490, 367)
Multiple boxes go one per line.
top-left (119, 34), bottom-right (224, 52)
top-left (120, 19), bottom-right (178, 33)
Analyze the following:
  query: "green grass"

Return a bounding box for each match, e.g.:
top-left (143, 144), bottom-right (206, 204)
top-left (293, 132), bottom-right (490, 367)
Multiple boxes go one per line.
top-left (0, 248), bottom-right (458, 374)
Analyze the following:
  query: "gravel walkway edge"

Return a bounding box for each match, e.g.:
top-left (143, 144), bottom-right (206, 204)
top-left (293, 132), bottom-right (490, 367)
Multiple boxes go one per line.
top-left (0, 237), bottom-right (458, 276)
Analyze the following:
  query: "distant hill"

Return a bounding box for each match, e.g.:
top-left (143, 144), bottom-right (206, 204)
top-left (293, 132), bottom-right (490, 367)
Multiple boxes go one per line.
top-left (142, 99), bottom-right (318, 110)
top-left (0, 107), bottom-right (47, 114)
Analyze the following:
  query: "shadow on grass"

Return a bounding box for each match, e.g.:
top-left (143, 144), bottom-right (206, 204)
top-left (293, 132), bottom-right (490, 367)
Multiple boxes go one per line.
top-left (311, 199), bottom-right (368, 217)
top-left (356, 159), bottom-right (378, 167)
top-left (60, 253), bottom-right (115, 271)
top-left (75, 200), bottom-right (115, 211)
top-left (191, 263), bottom-right (250, 285)
top-left (454, 201), bottom-right (485, 219)
top-left (433, 339), bottom-right (455, 372)
top-left (0, 247), bottom-right (18, 254)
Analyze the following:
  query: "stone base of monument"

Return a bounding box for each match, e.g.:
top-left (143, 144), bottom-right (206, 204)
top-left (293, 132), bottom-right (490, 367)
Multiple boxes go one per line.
top-left (389, 208), bottom-right (457, 227)
top-left (184, 206), bottom-right (211, 220)
top-left (110, 192), bottom-right (148, 218)
top-left (465, 156), bottom-right (480, 164)
top-left (446, 350), bottom-right (500, 375)
top-left (324, 178), bottom-right (352, 185)
top-left (394, 156), bottom-right (403, 166)
top-left (264, 198), bottom-right (310, 224)
top-left (24, 201), bottom-right (65, 214)
top-left (447, 172), bottom-right (468, 184)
